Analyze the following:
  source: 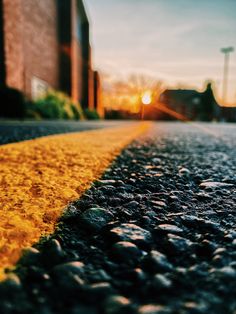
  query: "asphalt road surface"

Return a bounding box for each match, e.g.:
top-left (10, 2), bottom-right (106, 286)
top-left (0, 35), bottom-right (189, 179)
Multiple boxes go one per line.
top-left (0, 122), bottom-right (235, 314)
top-left (0, 120), bottom-right (136, 145)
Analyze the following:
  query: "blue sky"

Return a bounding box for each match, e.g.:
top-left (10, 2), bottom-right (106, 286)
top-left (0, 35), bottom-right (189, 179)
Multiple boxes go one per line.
top-left (85, 0), bottom-right (236, 104)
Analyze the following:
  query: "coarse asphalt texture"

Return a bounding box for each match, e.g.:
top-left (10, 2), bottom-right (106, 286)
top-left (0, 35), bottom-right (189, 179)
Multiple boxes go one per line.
top-left (0, 120), bottom-right (134, 145)
top-left (0, 122), bottom-right (236, 314)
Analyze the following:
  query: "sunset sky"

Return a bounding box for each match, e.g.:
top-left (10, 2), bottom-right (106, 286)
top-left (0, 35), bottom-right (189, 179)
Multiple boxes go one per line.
top-left (85, 0), bottom-right (236, 105)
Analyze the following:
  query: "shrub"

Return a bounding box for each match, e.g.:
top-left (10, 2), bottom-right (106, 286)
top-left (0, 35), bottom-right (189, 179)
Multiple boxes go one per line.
top-left (84, 108), bottom-right (100, 120)
top-left (31, 90), bottom-right (83, 120)
top-left (0, 87), bottom-right (26, 118)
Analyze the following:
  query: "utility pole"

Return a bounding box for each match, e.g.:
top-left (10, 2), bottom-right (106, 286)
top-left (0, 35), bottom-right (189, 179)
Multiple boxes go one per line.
top-left (221, 46), bottom-right (234, 104)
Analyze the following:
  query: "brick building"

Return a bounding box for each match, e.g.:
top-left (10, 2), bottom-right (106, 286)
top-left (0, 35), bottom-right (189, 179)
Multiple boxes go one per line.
top-left (0, 0), bottom-right (101, 112)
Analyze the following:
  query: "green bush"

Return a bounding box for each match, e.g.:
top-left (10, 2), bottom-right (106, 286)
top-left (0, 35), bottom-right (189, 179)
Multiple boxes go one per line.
top-left (84, 108), bottom-right (100, 120)
top-left (30, 90), bottom-right (83, 120)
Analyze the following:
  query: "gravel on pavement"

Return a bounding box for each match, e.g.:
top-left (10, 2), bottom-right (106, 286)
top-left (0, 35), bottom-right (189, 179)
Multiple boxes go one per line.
top-left (0, 122), bottom-right (235, 314)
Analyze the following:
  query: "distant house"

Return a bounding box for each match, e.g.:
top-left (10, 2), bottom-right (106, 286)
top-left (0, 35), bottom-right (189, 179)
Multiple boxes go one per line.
top-left (0, 0), bottom-right (101, 114)
top-left (159, 83), bottom-right (221, 121)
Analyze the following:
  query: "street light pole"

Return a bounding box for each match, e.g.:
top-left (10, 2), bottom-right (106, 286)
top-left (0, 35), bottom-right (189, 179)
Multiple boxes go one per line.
top-left (221, 46), bottom-right (234, 104)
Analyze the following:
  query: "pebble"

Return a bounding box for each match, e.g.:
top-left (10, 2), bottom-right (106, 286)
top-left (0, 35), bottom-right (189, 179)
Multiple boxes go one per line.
top-left (180, 215), bottom-right (203, 227)
top-left (0, 274), bottom-right (22, 291)
top-left (52, 261), bottom-right (85, 277)
top-left (167, 234), bottom-right (194, 254)
top-left (42, 239), bottom-right (65, 265)
top-left (80, 207), bottom-right (113, 231)
top-left (138, 304), bottom-right (170, 314)
top-left (109, 223), bottom-right (152, 247)
top-left (103, 295), bottom-right (132, 314)
top-left (98, 180), bottom-right (117, 185)
top-left (141, 250), bottom-right (173, 273)
top-left (89, 269), bottom-right (111, 283)
top-left (152, 274), bottom-right (172, 290)
top-left (199, 181), bottom-right (234, 189)
top-left (178, 167), bottom-right (191, 177)
top-left (150, 200), bottom-right (167, 208)
top-left (213, 247), bottom-right (227, 255)
top-left (111, 241), bottom-right (142, 264)
top-left (217, 266), bottom-right (236, 278)
top-left (154, 224), bottom-right (184, 235)
top-left (87, 282), bottom-right (115, 300)
top-left (20, 247), bottom-right (41, 265)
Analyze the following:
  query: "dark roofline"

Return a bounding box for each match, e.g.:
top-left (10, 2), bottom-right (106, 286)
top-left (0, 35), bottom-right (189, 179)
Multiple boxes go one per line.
top-left (162, 89), bottom-right (200, 94)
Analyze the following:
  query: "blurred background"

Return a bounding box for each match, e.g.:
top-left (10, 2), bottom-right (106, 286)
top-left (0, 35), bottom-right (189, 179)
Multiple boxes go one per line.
top-left (0, 0), bottom-right (235, 122)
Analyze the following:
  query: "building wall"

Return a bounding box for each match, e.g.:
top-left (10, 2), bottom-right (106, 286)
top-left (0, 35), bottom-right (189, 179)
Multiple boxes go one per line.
top-left (0, 0), bottom-right (6, 87)
top-left (2, 0), bottom-right (24, 91)
top-left (2, 0), bottom-right (59, 98)
top-left (22, 0), bottom-right (59, 98)
top-left (88, 48), bottom-right (95, 110)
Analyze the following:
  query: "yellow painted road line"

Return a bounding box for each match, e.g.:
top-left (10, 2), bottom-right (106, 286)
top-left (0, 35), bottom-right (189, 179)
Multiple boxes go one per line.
top-left (0, 122), bottom-right (151, 279)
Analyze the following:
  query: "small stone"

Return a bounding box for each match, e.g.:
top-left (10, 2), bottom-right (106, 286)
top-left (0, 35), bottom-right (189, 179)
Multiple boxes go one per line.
top-left (218, 266), bottom-right (236, 278)
top-left (90, 269), bottom-right (111, 283)
top-left (188, 264), bottom-right (208, 279)
top-left (150, 200), bottom-right (167, 208)
top-left (212, 255), bottom-right (224, 267)
top-left (42, 239), bottom-right (65, 265)
top-left (130, 268), bottom-right (147, 282)
top-left (196, 192), bottom-right (212, 200)
top-left (182, 301), bottom-right (206, 314)
top-left (104, 295), bottom-right (132, 314)
top-left (169, 195), bottom-right (179, 202)
top-left (109, 223), bottom-right (152, 247)
top-left (126, 201), bottom-right (139, 209)
top-left (138, 304), bottom-right (170, 314)
top-left (52, 261), bottom-right (85, 277)
top-left (141, 250), bottom-right (173, 273)
top-left (98, 180), bottom-right (117, 185)
top-left (101, 185), bottom-right (116, 195)
top-left (152, 274), bottom-right (172, 290)
top-left (199, 181), bottom-right (234, 189)
top-left (213, 247), bottom-right (227, 255)
top-left (1, 274), bottom-right (21, 290)
top-left (200, 220), bottom-right (222, 234)
top-left (181, 215), bottom-right (202, 227)
top-left (111, 241), bottom-right (142, 264)
top-left (52, 262), bottom-right (85, 291)
top-left (154, 224), bottom-right (183, 235)
top-left (81, 207), bottom-right (113, 231)
top-left (167, 234), bottom-right (194, 254)
top-left (200, 239), bottom-right (217, 254)
top-left (20, 247), bottom-right (40, 265)
top-left (62, 205), bottom-right (79, 220)
top-left (88, 282), bottom-right (115, 300)
top-left (179, 167), bottom-right (191, 177)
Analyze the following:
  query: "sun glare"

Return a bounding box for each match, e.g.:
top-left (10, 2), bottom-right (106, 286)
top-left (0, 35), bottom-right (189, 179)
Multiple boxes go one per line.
top-left (141, 91), bottom-right (152, 105)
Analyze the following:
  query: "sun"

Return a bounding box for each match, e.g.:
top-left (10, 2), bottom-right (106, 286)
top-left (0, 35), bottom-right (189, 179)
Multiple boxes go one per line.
top-left (141, 91), bottom-right (152, 105)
